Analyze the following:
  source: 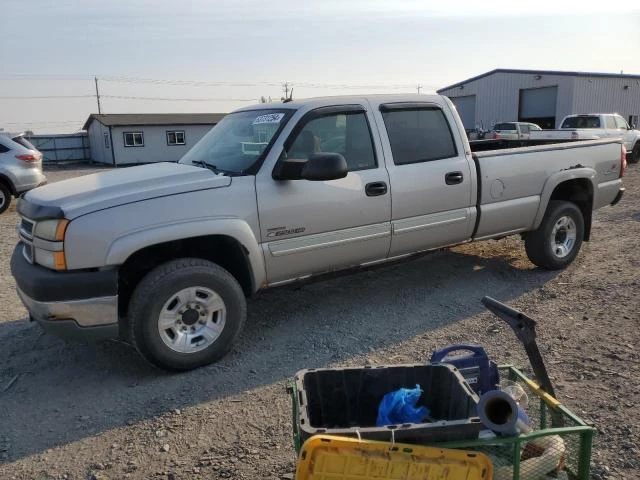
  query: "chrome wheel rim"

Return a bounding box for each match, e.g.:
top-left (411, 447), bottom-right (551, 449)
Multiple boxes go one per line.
top-left (550, 215), bottom-right (577, 258)
top-left (157, 286), bottom-right (226, 354)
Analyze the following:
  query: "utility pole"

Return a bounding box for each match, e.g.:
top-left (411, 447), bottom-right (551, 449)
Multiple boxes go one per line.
top-left (417, 84), bottom-right (422, 94)
top-left (94, 76), bottom-right (102, 114)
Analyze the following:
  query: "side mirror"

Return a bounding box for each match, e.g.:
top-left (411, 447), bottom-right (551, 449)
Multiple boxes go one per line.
top-left (273, 152), bottom-right (348, 181)
top-left (301, 153), bottom-right (348, 181)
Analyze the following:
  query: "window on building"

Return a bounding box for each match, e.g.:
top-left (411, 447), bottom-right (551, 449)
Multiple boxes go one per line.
top-left (614, 116), bottom-right (629, 130)
top-left (167, 130), bottom-right (185, 146)
top-left (123, 132), bottom-right (144, 147)
top-left (104, 132), bottom-right (110, 149)
top-left (285, 111), bottom-right (377, 171)
top-left (381, 107), bottom-right (457, 165)
top-left (605, 116), bottom-right (616, 129)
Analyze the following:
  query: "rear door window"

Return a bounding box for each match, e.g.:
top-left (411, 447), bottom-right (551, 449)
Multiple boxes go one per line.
top-left (381, 107), bottom-right (457, 165)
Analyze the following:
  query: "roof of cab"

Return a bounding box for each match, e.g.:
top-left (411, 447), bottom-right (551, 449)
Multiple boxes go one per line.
top-left (234, 94), bottom-right (444, 112)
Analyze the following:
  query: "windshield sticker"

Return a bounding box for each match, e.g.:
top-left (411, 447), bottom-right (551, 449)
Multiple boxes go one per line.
top-left (252, 113), bottom-right (285, 125)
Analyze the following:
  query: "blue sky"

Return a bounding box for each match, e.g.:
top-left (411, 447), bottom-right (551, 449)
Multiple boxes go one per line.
top-left (1, 1), bottom-right (639, 133)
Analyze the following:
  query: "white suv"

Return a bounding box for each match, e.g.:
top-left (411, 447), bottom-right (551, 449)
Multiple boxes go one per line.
top-left (0, 134), bottom-right (46, 214)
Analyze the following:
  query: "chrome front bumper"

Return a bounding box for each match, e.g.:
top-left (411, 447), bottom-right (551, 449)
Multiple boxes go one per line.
top-left (16, 288), bottom-right (119, 340)
top-left (17, 287), bottom-right (118, 327)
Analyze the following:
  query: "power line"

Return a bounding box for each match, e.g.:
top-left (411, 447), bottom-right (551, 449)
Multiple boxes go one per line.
top-left (0, 74), bottom-right (439, 90)
top-left (102, 76), bottom-right (423, 90)
top-left (0, 95), bottom-right (94, 99)
top-left (102, 95), bottom-right (257, 102)
top-left (0, 74), bottom-right (93, 80)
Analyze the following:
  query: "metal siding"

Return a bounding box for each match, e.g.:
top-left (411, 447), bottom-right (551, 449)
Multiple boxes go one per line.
top-left (440, 72), bottom-right (575, 130)
top-left (571, 77), bottom-right (640, 125)
top-left (451, 95), bottom-right (476, 129)
top-left (111, 124), bottom-right (214, 165)
top-left (88, 122), bottom-right (113, 164)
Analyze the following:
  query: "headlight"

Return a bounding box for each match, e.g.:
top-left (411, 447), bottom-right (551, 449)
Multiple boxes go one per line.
top-left (29, 218), bottom-right (69, 270)
top-left (33, 219), bottom-right (69, 241)
top-left (34, 249), bottom-right (67, 270)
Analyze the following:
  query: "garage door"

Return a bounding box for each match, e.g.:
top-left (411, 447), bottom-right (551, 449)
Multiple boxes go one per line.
top-left (519, 86), bottom-right (558, 129)
top-left (451, 95), bottom-right (476, 130)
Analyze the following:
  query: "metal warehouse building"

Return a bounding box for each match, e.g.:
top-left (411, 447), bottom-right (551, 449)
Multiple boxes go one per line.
top-left (438, 69), bottom-right (640, 131)
top-left (83, 113), bottom-right (226, 165)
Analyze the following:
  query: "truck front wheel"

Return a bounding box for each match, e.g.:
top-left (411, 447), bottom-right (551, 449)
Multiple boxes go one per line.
top-left (128, 258), bottom-right (246, 371)
top-left (524, 201), bottom-right (584, 270)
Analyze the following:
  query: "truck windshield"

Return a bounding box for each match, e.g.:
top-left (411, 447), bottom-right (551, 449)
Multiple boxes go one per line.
top-left (561, 116), bottom-right (600, 129)
top-left (179, 109), bottom-right (292, 174)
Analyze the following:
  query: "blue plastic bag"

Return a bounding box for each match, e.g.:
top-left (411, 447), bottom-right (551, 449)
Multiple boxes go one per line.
top-left (376, 384), bottom-right (430, 426)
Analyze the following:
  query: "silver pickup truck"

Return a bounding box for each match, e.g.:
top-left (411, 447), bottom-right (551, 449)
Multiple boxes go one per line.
top-left (10, 94), bottom-right (626, 371)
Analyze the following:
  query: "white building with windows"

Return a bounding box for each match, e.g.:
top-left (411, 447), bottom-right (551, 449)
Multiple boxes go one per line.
top-left (437, 69), bottom-right (640, 131)
top-left (83, 113), bottom-right (226, 165)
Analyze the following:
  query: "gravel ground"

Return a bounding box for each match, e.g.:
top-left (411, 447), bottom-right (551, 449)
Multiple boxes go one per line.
top-left (0, 164), bottom-right (638, 480)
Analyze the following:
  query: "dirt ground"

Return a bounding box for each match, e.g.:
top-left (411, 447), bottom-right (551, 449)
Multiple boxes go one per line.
top-left (0, 164), bottom-right (638, 480)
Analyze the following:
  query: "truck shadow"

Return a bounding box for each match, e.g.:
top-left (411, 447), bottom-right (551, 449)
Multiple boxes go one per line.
top-left (0, 247), bottom-right (558, 463)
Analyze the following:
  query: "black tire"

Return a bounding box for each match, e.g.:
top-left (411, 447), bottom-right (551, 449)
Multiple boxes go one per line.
top-left (630, 143), bottom-right (640, 164)
top-left (128, 258), bottom-right (246, 371)
top-left (524, 201), bottom-right (584, 270)
top-left (0, 182), bottom-right (11, 214)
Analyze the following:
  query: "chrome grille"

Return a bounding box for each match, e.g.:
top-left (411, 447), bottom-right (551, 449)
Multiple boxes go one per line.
top-left (20, 218), bottom-right (35, 239)
top-left (19, 217), bottom-right (35, 264)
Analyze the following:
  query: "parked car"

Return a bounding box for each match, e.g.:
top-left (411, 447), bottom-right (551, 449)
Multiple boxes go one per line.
top-left (489, 122), bottom-right (542, 140)
top-left (0, 133), bottom-right (46, 214)
top-left (11, 94), bottom-right (625, 371)
top-left (530, 114), bottom-right (640, 163)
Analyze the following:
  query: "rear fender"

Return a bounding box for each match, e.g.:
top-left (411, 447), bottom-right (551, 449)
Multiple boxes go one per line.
top-left (532, 168), bottom-right (596, 230)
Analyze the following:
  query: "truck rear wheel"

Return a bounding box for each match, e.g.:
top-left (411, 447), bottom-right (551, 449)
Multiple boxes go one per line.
top-left (128, 258), bottom-right (246, 371)
top-left (524, 201), bottom-right (584, 270)
top-left (0, 182), bottom-right (11, 214)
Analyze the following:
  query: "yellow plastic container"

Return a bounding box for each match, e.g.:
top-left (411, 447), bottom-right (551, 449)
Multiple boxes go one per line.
top-left (295, 435), bottom-right (493, 480)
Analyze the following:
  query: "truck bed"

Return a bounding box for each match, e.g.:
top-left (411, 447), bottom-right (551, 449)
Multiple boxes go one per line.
top-left (471, 138), bottom-right (623, 240)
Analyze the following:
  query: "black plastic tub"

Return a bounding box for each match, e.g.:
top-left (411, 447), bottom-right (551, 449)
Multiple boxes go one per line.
top-left (291, 364), bottom-right (481, 450)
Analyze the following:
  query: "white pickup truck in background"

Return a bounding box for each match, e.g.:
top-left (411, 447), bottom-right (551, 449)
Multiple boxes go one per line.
top-left (489, 122), bottom-right (542, 141)
top-left (530, 113), bottom-right (640, 163)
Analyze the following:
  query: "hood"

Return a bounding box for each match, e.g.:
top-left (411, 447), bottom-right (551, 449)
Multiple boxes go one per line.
top-left (20, 162), bottom-right (231, 219)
